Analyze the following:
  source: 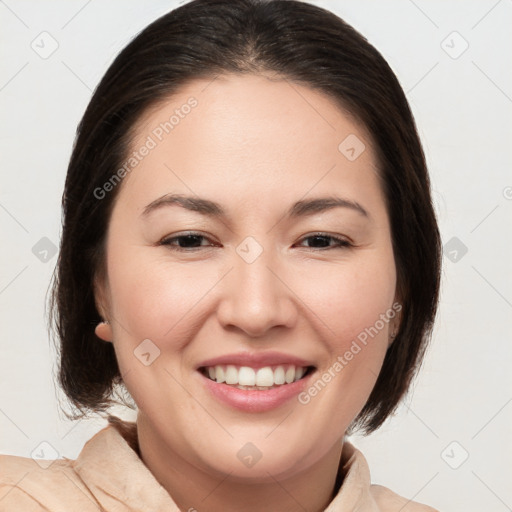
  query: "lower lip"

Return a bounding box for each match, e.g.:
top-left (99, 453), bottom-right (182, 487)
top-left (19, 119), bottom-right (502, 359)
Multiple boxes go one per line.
top-left (199, 371), bottom-right (312, 412)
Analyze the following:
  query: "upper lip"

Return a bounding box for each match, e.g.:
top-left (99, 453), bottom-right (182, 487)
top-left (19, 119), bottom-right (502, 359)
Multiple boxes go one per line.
top-left (196, 351), bottom-right (314, 370)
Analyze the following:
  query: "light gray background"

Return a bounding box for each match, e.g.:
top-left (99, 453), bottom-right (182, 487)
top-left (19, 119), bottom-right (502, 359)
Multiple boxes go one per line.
top-left (1, 1), bottom-right (511, 510)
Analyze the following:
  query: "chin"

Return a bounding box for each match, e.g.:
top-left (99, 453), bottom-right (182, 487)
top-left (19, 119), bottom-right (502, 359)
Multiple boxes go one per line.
top-left (194, 433), bottom-right (328, 483)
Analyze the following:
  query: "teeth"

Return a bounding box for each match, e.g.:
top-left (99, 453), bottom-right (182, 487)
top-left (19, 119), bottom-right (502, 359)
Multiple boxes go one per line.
top-left (216, 366), bottom-right (226, 383)
top-left (204, 364), bottom-right (309, 388)
top-left (274, 366), bottom-right (285, 385)
top-left (239, 366), bottom-right (256, 386)
top-left (225, 365), bottom-right (238, 385)
top-left (256, 367), bottom-right (274, 387)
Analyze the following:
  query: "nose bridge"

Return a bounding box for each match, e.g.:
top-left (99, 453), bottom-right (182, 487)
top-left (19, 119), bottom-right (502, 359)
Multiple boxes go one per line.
top-left (216, 238), bottom-right (296, 336)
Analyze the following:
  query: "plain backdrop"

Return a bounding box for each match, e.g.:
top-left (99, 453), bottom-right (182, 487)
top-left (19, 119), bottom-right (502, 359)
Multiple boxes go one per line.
top-left (1, 1), bottom-right (511, 511)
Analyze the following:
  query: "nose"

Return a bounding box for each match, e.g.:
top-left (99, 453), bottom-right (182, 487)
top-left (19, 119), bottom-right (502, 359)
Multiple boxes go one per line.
top-left (216, 247), bottom-right (298, 338)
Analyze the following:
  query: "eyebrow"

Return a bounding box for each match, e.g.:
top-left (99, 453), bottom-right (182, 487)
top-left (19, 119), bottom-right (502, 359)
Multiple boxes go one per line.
top-left (142, 193), bottom-right (369, 219)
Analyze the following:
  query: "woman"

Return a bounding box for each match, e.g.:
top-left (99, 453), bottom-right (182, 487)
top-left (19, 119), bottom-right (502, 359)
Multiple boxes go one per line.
top-left (0, 0), bottom-right (441, 510)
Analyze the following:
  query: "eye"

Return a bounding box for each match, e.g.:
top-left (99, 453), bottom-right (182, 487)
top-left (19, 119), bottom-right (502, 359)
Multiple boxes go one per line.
top-left (295, 233), bottom-right (352, 250)
top-left (159, 232), bottom-right (218, 251)
top-left (159, 232), bottom-right (351, 252)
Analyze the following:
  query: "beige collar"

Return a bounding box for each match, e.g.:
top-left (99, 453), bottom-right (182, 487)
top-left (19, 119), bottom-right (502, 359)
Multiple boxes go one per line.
top-left (72, 417), bottom-right (380, 511)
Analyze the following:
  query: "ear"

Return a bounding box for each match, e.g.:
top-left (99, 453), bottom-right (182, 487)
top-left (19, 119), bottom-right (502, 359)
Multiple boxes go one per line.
top-left (93, 272), bottom-right (113, 343)
top-left (388, 295), bottom-right (403, 348)
top-left (95, 321), bottom-right (113, 342)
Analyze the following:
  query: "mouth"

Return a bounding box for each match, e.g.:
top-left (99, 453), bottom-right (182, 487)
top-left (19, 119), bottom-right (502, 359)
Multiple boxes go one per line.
top-left (196, 352), bottom-right (317, 411)
top-left (199, 364), bottom-right (315, 391)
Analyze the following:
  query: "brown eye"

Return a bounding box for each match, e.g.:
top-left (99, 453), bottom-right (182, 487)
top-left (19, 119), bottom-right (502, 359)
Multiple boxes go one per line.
top-left (160, 232), bottom-right (217, 251)
top-left (297, 234), bottom-right (352, 250)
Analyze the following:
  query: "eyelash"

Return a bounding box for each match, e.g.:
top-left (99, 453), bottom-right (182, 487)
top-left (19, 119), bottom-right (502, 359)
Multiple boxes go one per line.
top-left (159, 232), bottom-right (353, 252)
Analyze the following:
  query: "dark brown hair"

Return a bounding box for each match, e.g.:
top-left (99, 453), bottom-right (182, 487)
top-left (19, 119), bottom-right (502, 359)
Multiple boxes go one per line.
top-left (51, 0), bottom-right (441, 434)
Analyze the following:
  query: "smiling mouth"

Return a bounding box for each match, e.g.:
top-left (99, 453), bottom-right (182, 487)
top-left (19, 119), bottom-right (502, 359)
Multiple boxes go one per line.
top-left (199, 364), bottom-right (315, 390)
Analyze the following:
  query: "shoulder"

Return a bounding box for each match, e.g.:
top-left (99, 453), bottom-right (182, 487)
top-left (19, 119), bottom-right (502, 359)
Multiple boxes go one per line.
top-left (333, 441), bottom-right (440, 512)
top-left (0, 454), bottom-right (98, 512)
top-left (370, 484), bottom-right (440, 512)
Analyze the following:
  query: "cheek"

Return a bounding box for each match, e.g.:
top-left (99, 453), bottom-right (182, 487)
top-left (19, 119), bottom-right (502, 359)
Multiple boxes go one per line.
top-left (289, 252), bottom-right (397, 430)
top-left (104, 248), bottom-right (220, 410)
top-left (295, 253), bottom-right (397, 352)
top-left (105, 244), bottom-right (221, 351)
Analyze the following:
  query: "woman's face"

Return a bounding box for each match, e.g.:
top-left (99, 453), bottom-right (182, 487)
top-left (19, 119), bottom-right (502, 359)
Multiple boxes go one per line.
top-left (96, 73), bottom-right (398, 480)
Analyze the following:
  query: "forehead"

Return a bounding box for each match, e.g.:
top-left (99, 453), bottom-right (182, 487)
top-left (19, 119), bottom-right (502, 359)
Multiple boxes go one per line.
top-left (120, 73), bottom-right (385, 220)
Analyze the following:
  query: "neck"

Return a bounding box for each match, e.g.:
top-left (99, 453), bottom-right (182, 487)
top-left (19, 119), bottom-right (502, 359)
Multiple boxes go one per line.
top-left (136, 417), bottom-right (344, 512)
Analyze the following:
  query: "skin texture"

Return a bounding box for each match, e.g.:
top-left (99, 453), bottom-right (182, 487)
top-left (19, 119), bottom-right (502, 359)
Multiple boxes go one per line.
top-left (95, 73), bottom-right (399, 512)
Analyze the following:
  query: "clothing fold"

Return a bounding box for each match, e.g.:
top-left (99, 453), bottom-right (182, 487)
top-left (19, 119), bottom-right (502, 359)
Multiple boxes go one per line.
top-left (0, 417), bottom-right (438, 512)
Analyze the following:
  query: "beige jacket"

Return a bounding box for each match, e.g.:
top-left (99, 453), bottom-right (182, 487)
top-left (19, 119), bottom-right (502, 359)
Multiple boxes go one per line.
top-left (0, 417), bottom-right (438, 511)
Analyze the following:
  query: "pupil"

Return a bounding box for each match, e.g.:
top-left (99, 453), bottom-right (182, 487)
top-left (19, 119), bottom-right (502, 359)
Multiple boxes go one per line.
top-left (180, 235), bottom-right (202, 247)
top-left (310, 235), bottom-right (329, 247)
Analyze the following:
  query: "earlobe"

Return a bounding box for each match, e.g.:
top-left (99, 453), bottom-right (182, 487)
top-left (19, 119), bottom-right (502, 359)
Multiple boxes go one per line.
top-left (388, 326), bottom-right (398, 348)
top-left (388, 311), bottom-right (401, 349)
top-left (388, 294), bottom-right (402, 347)
top-left (95, 320), bottom-right (113, 342)
top-left (93, 271), bottom-right (112, 342)
top-left (388, 311), bottom-right (402, 348)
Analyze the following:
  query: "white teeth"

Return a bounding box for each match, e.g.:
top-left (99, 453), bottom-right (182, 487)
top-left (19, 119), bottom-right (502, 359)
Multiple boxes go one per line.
top-left (205, 364), bottom-right (309, 388)
top-left (238, 366), bottom-right (256, 386)
top-left (285, 366), bottom-right (295, 384)
top-left (274, 366), bottom-right (285, 385)
top-left (256, 367), bottom-right (274, 387)
top-left (225, 365), bottom-right (238, 385)
top-left (216, 366), bottom-right (226, 383)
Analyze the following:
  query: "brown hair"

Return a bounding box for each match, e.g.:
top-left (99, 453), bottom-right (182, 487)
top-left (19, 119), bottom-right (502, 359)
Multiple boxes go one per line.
top-left (51, 0), bottom-right (441, 434)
